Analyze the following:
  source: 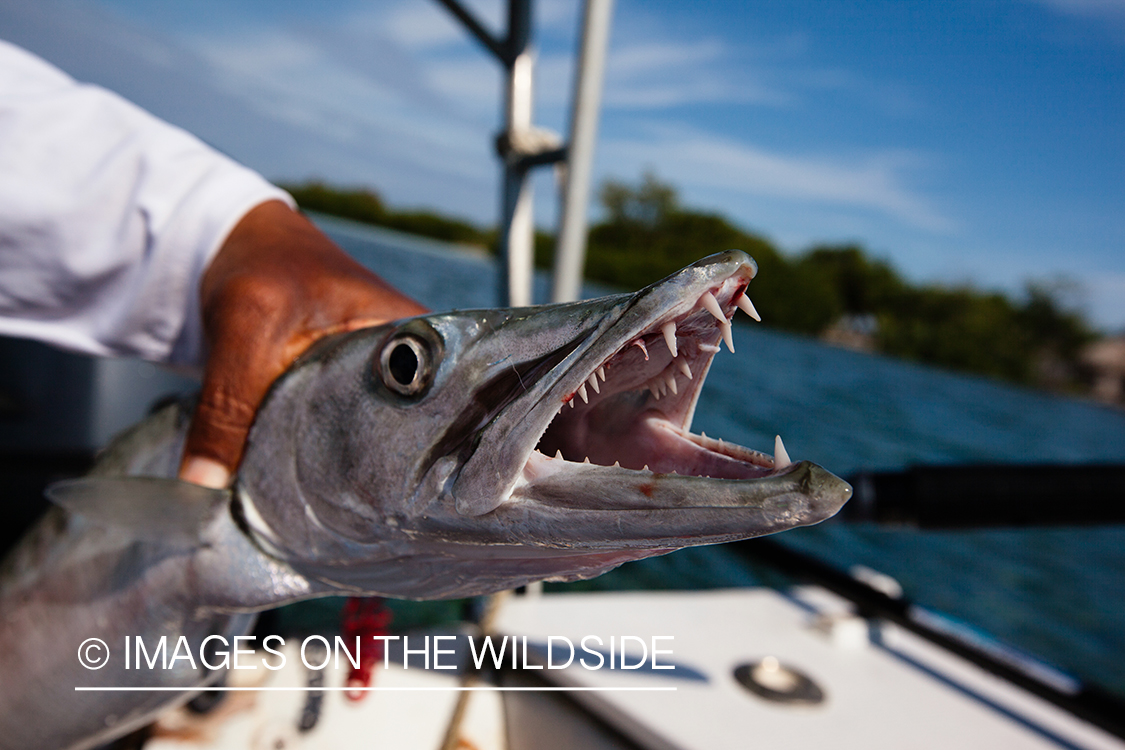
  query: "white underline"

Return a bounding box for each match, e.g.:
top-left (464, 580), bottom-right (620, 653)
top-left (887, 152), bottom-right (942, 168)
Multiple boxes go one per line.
top-left (75, 686), bottom-right (677, 692)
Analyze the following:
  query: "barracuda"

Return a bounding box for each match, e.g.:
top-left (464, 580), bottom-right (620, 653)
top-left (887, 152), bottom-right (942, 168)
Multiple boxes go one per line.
top-left (0, 251), bottom-right (850, 749)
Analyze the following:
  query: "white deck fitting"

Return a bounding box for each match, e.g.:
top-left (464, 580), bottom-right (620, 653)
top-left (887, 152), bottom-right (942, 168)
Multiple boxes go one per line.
top-left (492, 588), bottom-right (1125, 750)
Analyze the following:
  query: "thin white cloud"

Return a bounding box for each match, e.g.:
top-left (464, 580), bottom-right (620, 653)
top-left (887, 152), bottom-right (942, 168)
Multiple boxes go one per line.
top-left (387, 2), bottom-right (802, 117)
top-left (538, 0), bottom-right (581, 29)
top-left (600, 126), bottom-right (954, 233)
top-left (601, 39), bottom-right (792, 109)
top-left (184, 26), bottom-right (492, 181)
top-left (1034, 0), bottom-right (1125, 21)
top-left (169, 2), bottom-right (951, 233)
top-left (385, 2), bottom-right (475, 50)
top-left (610, 39), bottom-right (725, 76)
top-left (1031, 0), bottom-right (1125, 40)
top-left (422, 56), bottom-right (501, 114)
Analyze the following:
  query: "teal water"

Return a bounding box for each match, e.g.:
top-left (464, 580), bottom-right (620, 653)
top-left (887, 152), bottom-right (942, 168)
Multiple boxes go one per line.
top-left (318, 215), bottom-right (1125, 697)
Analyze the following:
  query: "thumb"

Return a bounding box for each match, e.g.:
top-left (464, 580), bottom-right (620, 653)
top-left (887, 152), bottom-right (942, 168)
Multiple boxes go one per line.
top-left (178, 296), bottom-right (292, 488)
top-left (179, 365), bottom-right (272, 489)
top-left (180, 455), bottom-right (232, 489)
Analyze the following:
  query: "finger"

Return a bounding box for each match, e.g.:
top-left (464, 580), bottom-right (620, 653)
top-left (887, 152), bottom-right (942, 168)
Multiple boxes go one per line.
top-left (179, 271), bottom-right (297, 482)
top-left (180, 360), bottom-right (275, 483)
top-left (180, 456), bottom-right (231, 489)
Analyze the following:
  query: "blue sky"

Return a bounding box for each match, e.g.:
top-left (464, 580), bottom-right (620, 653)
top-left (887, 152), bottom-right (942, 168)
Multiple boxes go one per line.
top-left (3, 0), bottom-right (1123, 328)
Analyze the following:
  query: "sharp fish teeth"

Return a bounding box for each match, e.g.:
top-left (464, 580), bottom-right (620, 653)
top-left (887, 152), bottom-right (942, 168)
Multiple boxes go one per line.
top-left (649, 382), bottom-right (661, 400)
top-left (578, 383), bottom-right (589, 403)
top-left (568, 398), bottom-right (575, 408)
top-left (661, 322), bottom-right (678, 358)
top-left (583, 456), bottom-right (591, 464)
top-left (701, 291), bottom-right (726, 322)
top-left (633, 340), bottom-right (649, 360)
top-left (720, 321), bottom-right (735, 353)
top-left (555, 449), bottom-right (564, 460)
top-left (700, 343), bottom-right (721, 354)
top-left (737, 293), bottom-right (761, 322)
top-left (597, 366), bottom-right (606, 382)
top-left (588, 373), bottom-right (600, 394)
top-left (665, 372), bottom-right (678, 395)
top-left (774, 435), bottom-right (791, 470)
top-left (677, 359), bottom-right (693, 379)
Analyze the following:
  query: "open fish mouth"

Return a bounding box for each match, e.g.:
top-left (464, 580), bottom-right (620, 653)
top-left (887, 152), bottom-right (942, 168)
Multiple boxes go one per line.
top-left (525, 253), bottom-right (777, 486)
top-left (446, 250), bottom-right (850, 542)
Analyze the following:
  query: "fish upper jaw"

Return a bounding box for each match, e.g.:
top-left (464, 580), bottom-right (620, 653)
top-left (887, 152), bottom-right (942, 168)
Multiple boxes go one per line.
top-left (446, 249), bottom-right (850, 544)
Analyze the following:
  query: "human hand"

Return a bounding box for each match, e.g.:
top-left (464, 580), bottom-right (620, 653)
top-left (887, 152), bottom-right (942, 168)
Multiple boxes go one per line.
top-left (178, 200), bottom-right (427, 488)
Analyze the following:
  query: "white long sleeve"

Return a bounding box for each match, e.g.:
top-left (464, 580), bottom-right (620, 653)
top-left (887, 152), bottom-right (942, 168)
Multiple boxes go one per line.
top-left (0, 40), bottom-right (293, 367)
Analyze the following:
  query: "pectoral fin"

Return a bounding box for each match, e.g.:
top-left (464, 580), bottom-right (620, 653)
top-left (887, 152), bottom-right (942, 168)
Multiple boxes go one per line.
top-left (45, 477), bottom-right (231, 543)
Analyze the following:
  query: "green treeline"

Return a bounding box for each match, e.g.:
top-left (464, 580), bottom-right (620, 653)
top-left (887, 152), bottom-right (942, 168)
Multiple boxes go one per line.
top-left (283, 181), bottom-right (494, 246)
top-left (282, 177), bottom-right (1096, 391)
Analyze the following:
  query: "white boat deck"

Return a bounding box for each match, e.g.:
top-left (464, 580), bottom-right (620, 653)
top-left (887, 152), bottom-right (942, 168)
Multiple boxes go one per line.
top-left (495, 588), bottom-right (1124, 750)
top-left (143, 588), bottom-right (1125, 750)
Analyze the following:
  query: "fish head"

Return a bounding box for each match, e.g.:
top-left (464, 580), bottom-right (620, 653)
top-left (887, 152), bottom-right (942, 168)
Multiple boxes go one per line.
top-left (237, 251), bottom-right (851, 599)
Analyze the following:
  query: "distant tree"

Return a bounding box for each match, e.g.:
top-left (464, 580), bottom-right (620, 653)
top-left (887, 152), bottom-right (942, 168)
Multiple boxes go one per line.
top-left (281, 181), bottom-right (492, 248)
top-left (280, 175), bottom-right (1103, 395)
top-left (877, 287), bottom-right (1035, 382)
top-left (587, 175), bottom-right (765, 281)
top-left (282, 181), bottom-right (387, 225)
top-left (1015, 281), bottom-right (1097, 391)
top-left (600, 171), bottom-right (678, 227)
top-left (803, 245), bottom-right (904, 313)
top-left (1017, 281), bottom-right (1095, 362)
top-left (584, 173), bottom-right (841, 334)
top-left (375, 209), bottom-right (494, 247)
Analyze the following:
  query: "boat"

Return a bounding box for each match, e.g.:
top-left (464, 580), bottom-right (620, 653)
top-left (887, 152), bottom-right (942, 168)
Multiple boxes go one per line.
top-left (1, 2), bottom-right (1123, 748)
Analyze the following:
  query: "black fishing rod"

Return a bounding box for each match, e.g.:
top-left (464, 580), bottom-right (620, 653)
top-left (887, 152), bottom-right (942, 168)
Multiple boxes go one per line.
top-left (842, 463), bottom-right (1125, 528)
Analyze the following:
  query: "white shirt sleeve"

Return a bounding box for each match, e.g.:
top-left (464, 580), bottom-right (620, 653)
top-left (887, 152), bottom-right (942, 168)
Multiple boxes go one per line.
top-left (0, 40), bottom-right (294, 368)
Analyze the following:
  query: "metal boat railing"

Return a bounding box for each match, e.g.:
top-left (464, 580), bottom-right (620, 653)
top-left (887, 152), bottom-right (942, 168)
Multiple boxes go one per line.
top-left (435, 0), bottom-right (614, 306)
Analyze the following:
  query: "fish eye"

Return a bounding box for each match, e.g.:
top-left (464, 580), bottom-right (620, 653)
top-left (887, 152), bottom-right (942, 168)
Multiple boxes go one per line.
top-left (379, 335), bottom-right (432, 396)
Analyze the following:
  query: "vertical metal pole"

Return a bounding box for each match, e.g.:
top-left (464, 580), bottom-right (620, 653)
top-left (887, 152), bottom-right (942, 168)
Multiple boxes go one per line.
top-left (551, 0), bottom-right (614, 303)
top-left (498, 0), bottom-right (535, 307)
